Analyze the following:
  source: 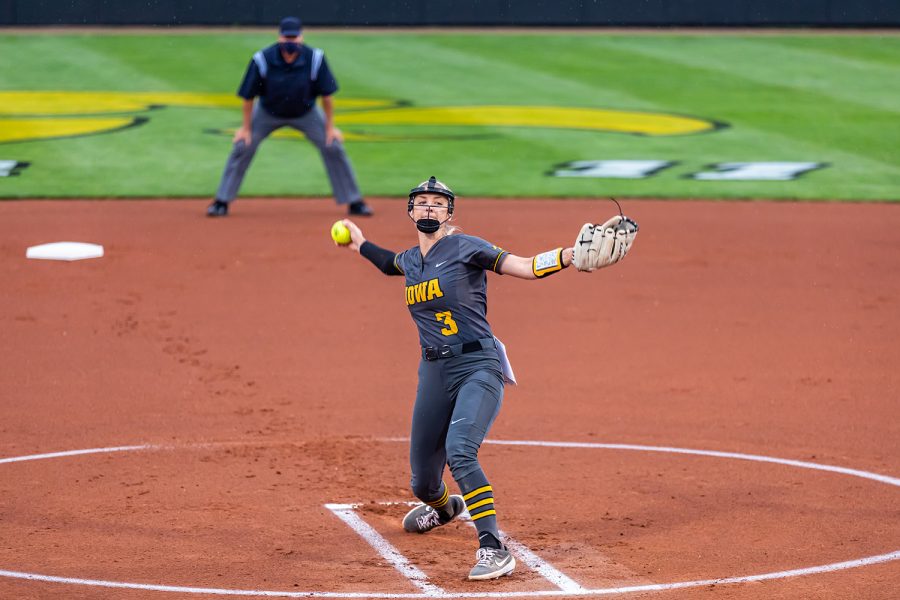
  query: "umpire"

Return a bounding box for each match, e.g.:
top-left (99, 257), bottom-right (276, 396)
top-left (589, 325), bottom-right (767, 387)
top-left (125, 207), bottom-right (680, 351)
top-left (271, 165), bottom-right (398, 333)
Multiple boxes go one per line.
top-left (208, 16), bottom-right (372, 217)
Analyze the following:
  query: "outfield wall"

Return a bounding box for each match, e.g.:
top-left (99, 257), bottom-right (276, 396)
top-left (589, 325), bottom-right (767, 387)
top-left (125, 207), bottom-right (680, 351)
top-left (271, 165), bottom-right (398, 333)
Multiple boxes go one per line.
top-left (1, 0), bottom-right (898, 27)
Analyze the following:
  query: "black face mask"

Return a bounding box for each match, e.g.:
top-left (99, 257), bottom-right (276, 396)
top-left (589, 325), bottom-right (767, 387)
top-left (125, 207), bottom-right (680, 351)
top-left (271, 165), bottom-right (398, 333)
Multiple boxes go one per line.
top-left (279, 41), bottom-right (301, 55)
top-left (415, 218), bottom-right (441, 234)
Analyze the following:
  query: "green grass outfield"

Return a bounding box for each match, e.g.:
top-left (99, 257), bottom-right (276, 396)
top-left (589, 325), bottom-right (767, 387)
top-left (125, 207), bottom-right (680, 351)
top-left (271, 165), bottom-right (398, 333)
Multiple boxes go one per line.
top-left (1, 30), bottom-right (898, 201)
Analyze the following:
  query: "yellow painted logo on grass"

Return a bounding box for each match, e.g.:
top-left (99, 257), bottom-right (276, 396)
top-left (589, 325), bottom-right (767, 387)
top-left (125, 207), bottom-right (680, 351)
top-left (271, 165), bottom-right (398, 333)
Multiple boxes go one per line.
top-left (0, 91), bottom-right (393, 115)
top-left (0, 91), bottom-right (720, 144)
top-left (336, 106), bottom-right (714, 136)
top-left (0, 117), bottom-right (145, 144)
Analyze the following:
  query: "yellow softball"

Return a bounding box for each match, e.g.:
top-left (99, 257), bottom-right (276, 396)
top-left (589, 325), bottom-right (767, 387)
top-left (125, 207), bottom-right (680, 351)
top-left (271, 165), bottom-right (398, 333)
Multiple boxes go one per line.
top-left (331, 220), bottom-right (352, 245)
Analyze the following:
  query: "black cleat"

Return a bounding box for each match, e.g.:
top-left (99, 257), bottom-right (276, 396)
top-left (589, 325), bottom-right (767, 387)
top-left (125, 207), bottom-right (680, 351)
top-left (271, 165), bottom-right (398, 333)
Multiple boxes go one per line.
top-left (207, 200), bottom-right (229, 217)
top-left (348, 200), bottom-right (373, 217)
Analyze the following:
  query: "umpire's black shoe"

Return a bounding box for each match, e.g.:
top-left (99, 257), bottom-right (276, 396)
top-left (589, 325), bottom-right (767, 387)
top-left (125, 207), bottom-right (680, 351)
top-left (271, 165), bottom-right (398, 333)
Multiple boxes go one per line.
top-left (207, 199), bottom-right (229, 217)
top-left (348, 200), bottom-right (373, 217)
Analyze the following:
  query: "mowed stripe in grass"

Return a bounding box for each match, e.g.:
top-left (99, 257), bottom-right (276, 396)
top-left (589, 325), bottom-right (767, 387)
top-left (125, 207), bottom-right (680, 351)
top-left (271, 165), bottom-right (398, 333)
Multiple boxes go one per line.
top-left (593, 36), bottom-right (900, 165)
top-left (0, 32), bottom-right (897, 200)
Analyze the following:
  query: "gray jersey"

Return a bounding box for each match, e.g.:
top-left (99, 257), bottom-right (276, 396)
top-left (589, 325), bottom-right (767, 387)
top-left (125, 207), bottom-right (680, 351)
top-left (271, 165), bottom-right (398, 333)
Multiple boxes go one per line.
top-left (394, 234), bottom-right (508, 348)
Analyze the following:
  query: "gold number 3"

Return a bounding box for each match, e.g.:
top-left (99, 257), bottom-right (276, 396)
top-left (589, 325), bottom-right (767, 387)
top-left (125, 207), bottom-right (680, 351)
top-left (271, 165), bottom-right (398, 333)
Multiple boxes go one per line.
top-left (435, 311), bottom-right (459, 336)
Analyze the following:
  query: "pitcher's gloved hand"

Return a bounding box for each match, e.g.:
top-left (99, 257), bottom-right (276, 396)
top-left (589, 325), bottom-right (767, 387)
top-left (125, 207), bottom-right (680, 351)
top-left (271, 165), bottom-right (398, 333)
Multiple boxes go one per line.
top-left (573, 215), bottom-right (639, 272)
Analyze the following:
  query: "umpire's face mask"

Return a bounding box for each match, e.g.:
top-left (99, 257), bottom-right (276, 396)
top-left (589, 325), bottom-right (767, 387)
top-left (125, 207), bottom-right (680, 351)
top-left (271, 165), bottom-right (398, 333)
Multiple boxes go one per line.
top-left (279, 41), bottom-right (301, 55)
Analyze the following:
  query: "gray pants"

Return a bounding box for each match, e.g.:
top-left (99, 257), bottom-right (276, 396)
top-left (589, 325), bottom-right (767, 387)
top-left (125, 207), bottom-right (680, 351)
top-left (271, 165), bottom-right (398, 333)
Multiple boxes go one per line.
top-left (215, 104), bottom-right (362, 205)
top-left (409, 348), bottom-right (505, 543)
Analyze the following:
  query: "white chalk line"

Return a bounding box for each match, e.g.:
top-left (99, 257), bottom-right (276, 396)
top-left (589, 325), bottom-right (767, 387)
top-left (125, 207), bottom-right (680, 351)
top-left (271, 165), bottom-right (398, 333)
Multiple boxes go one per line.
top-left (379, 437), bottom-right (900, 487)
top-left (493, 531), bottom-right (586, 593)
top-left (325, 504), bottom-right (445, 597)
top-left (0, 445), bottom-right (152, 464)
top-left (459, 519), bottom-right (587, 593)
top-left (0, 440), bottom-right (897, 598)
top-left (342, 501), bottom-right (586, 593)
top-left (2, 551), bottom-right (899, 598)
top-left (480, 439), bottom-right (900, 487)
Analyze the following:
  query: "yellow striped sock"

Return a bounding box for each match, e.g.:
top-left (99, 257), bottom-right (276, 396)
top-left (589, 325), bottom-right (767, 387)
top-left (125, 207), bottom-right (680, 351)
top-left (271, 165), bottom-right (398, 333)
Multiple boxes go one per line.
top-left (465, 490), bottom-right (495, 521)
top-left (466, 498), bottom-right (493, 512)
top-left (425, 482), bottom-right (450, 509)
top-left (463, 485), bottom-right (492, 501)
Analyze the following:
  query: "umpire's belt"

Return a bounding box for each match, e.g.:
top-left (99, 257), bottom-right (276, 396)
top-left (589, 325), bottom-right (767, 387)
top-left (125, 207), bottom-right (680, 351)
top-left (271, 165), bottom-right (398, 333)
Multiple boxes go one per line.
top-left (422, 337), bottom-right (495, 361)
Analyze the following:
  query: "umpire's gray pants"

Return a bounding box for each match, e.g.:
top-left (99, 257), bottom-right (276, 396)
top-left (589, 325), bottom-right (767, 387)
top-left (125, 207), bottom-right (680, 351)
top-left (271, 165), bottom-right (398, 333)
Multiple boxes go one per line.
top-left (215, 104), bottom-right (362, 205)
top-left (409, 349), bottom-right (504, 500)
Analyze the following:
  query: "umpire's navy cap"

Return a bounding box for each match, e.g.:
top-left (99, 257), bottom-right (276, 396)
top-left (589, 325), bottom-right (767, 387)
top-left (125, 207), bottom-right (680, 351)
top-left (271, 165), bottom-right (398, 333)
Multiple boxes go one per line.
top-left (279, 16), bottom-right (302, 36)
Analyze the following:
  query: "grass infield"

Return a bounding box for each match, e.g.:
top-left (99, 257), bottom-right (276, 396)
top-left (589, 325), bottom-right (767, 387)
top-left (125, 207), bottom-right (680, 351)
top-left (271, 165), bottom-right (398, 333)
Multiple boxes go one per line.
top-left (0, 31), bottom-right (898, 201)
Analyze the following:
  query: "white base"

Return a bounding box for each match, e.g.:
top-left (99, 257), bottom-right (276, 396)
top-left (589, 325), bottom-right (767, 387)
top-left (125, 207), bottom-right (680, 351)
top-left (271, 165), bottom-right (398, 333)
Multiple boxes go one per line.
top-left (26, 242), bottom-right (104, 262)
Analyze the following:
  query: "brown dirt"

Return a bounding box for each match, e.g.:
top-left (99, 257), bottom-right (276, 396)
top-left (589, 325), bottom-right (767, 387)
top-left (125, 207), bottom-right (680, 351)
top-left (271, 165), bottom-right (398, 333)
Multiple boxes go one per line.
top-left (0, 197), bottom-right (898, 599)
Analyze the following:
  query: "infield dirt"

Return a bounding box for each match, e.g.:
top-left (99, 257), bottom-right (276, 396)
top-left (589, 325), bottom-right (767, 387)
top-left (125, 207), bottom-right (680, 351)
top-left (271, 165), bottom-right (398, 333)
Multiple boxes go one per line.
top-left (1, 197), bottom-right (898, 599)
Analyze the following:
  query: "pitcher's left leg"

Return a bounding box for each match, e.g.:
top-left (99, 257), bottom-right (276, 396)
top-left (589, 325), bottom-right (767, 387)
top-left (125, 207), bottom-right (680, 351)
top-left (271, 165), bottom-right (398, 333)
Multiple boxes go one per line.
top-left (446, 369), bottom-right (503, 544)
top-left (445, 367), bottom-right (515, 579)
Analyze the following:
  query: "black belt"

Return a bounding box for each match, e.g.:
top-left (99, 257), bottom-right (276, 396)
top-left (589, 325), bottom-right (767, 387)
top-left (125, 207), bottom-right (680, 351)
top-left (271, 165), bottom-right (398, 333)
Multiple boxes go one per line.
top-left (422, 337), bottom-right (495, 361)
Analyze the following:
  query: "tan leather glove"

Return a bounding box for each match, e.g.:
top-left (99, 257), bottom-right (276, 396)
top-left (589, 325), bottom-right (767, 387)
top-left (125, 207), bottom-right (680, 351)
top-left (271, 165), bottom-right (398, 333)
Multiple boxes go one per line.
top-left (573, 215), bottom-right (638, 272)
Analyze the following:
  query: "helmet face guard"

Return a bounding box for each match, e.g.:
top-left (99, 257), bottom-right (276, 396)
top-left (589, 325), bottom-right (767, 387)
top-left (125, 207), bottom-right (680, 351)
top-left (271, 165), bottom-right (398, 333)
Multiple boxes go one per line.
top-left (407, 176), bottom-right (455, 234)
top-left (407, 176), bottom-right (455, 214)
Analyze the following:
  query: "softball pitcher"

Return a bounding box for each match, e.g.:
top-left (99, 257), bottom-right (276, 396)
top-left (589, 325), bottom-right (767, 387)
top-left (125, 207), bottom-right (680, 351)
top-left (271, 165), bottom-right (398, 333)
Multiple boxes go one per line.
top-left (337, 177), bottom-right (637, 580)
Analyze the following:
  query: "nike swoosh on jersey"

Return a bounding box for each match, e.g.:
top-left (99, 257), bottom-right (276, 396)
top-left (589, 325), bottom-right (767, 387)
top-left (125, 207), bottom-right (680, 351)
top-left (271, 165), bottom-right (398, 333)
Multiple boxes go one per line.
top-left (435, 260), bottom-right (448, 268)
top-left (450, 418), bottom-right (466, 425)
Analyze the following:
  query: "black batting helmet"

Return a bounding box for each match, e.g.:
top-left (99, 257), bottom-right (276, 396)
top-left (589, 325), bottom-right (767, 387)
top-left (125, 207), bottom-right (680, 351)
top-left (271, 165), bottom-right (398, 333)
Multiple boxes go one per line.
top-left (408, 176), bottom-right (455, 214)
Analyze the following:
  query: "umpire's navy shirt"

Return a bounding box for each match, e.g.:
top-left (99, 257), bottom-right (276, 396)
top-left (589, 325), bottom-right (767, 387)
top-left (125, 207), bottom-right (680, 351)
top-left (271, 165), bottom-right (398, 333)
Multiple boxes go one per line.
top-left (237, 44), bottom-right (338, 119)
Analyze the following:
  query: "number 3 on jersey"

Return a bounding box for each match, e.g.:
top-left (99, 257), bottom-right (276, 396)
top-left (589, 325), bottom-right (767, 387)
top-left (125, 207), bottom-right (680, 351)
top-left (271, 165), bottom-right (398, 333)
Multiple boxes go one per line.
top-left (435, 311), bottom-right (459, 336)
